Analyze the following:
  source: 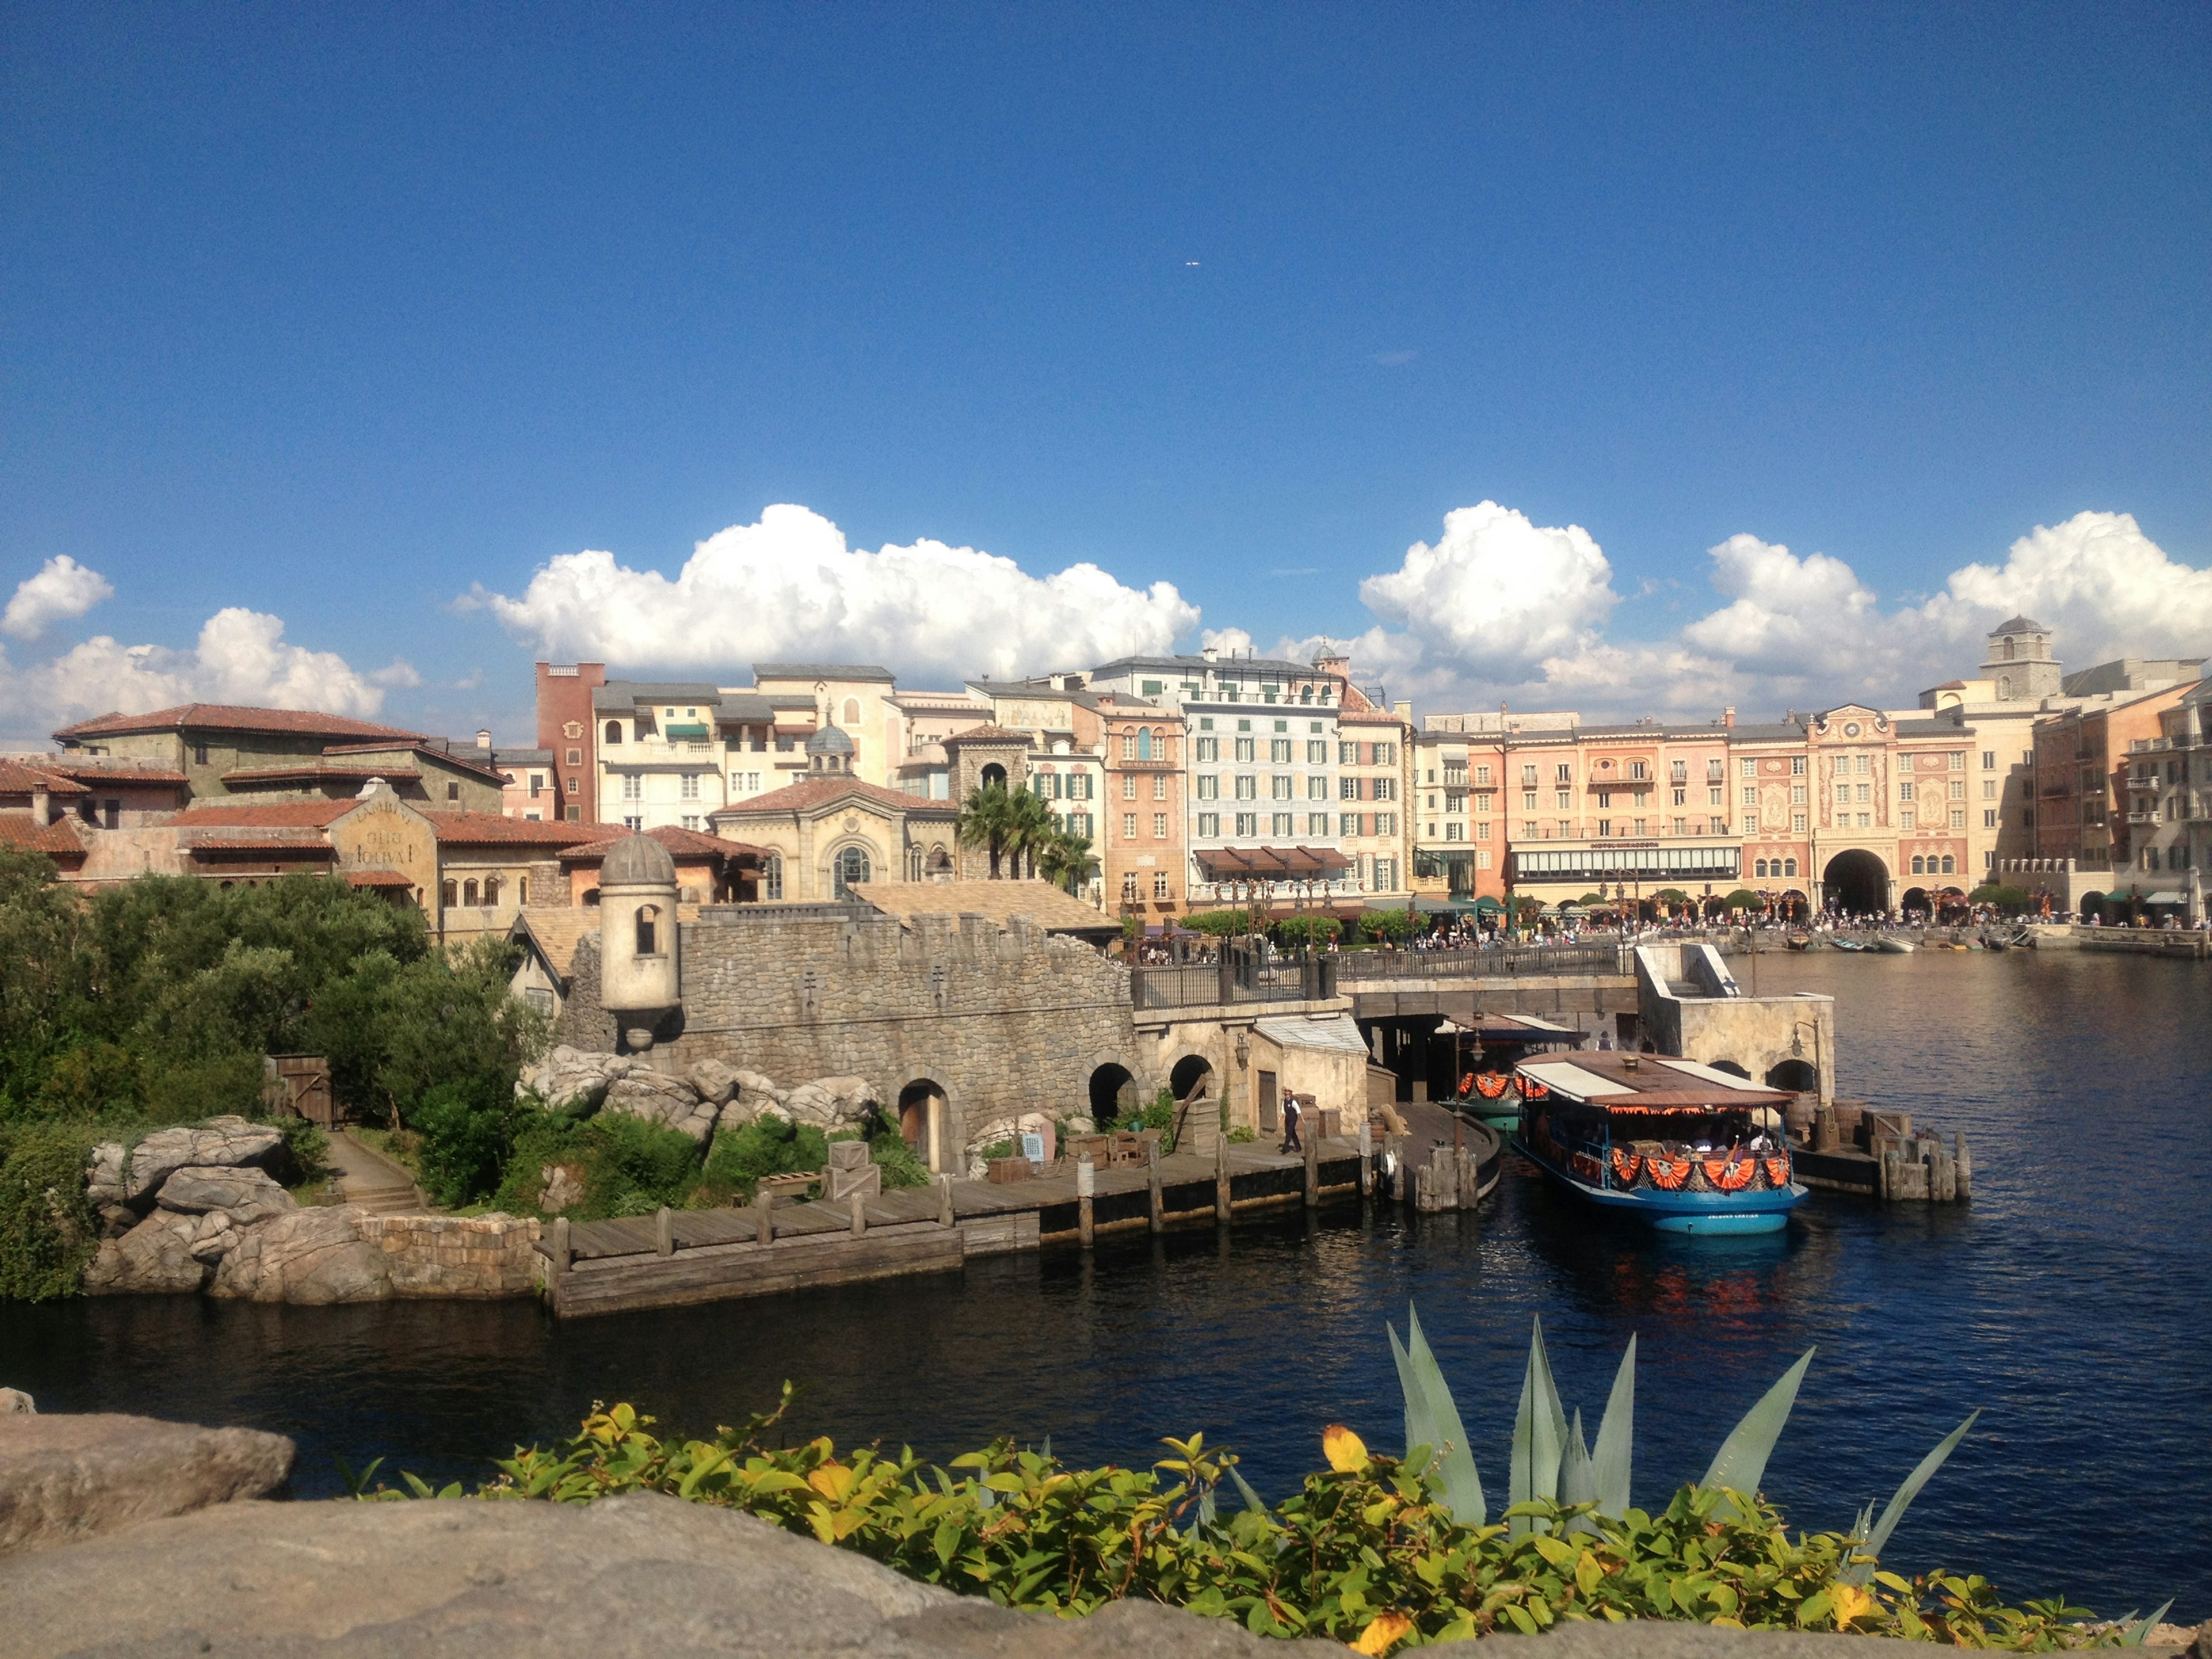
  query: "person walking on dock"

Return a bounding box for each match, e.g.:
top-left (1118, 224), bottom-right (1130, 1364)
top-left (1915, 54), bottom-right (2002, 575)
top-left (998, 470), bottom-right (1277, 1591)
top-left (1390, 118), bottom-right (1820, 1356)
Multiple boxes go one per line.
top-left (1280, 1093), bottom-right (1303, 1154)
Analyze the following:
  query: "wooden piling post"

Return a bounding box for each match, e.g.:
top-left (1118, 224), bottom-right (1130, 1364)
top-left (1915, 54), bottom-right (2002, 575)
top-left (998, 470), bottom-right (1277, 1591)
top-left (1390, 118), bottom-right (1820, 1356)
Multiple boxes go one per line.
top-left (937, 1173), bottom-right (955, 1227)
top-left (1214, 1132), bottom-right (1232, 1225)
top-left (1954, 1131), bottom-right (1972, 1200)
top-left (1147, 1135), bottom-right (1165, 1234)
top-left (1302, 1119), bottom-right (1319, 1207)
top-left (849, 1191), bottom-right (866, 1238)
top-left (551, 1215), bottom-right (571, 1274)
top-left (654, 1206), bottom-right (673, 1257)
top-left (1077, 1152), bottom-right (1096, 1247)
top-left (1389, 1134), bottom-right (1407, 1203)
top-left (753, 1188), bottom-right (775, 1244)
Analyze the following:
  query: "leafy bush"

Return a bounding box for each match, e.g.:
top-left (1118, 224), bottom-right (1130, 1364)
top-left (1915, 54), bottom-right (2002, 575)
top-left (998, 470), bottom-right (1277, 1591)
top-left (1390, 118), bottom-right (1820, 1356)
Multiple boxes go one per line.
top-left (143, 1052), bottom-right (264, 1124)
top-left (1180, 910), bottom-right (1256, 937)
top-left (362, 1392), bottom-right (2139, 1652)
top-left (269, 1115), bottom-right (334, 1189)
top-left (31, 1042), bottom-right (144, 1124)
top-left (865, 1127), bottom-right (931, 1190)
top-left (699, 1114), bottom-right (827, 1205)
top-left (1968, 884), bottom-right (2032, 915)
top-left (415, 1077), bottom-right (521, 1207)
top-left (1361, 908), bottom-right (1416, 940)
top-left (1272, 916), bottom-right (1340, 948)
top-left (0, 1123), bottom-right (101, 1301)
top-left (1118, 1086), bottom-right (1179, 1153)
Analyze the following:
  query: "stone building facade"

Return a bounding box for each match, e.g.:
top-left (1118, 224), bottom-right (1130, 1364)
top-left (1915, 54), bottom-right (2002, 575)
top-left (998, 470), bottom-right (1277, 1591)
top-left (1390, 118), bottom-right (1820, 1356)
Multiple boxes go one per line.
top-left (555, 903), bottom-right (1150, 1171)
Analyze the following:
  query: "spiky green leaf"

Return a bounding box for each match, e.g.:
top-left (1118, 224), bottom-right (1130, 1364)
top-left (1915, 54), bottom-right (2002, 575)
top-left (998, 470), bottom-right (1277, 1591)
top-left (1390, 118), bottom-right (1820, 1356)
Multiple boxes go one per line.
top-left (1840, 1410), bottom-right (1980, 1585)
top-left (1509, 1316), bottom-right (1569, 1535)
top-left (2119, 1601), bottom-right (2175, 1646)
top-left (1404, 1306), bottom-right (1486, 1528)
top-left (1590, 1334), bottom-right (1635, 1520)
top-left (1700, 1347), bottom-right (1813, 1521)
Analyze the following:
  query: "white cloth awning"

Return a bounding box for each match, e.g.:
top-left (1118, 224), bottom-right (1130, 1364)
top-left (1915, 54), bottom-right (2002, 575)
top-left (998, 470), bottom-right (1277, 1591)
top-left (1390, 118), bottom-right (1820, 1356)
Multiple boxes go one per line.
top-left (1520, 1060), bottom-right (1637, 1097)
top-left (1656, 1058), bottom-right (1767, 1091)
top-left (1255, 1014), bottom-right (1372, 1056)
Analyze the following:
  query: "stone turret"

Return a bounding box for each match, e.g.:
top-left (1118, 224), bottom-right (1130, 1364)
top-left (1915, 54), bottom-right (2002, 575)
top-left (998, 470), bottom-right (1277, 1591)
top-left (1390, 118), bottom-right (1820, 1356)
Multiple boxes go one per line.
top-left (1980, 616), bottom-right (2061, 703)
top-left (598, 832), bottom-right (680, 1050)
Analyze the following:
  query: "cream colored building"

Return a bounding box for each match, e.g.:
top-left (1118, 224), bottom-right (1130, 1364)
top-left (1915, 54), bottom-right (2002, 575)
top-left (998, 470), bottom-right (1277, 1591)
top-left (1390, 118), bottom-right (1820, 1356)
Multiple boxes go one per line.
top-left (710, 726), bottom-right (961, 900)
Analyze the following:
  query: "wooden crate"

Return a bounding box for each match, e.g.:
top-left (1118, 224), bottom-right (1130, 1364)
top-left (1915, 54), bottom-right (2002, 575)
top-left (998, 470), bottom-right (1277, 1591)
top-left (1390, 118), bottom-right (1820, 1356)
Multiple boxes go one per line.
top-left (986, 1157), bottom-right (1033, 1184)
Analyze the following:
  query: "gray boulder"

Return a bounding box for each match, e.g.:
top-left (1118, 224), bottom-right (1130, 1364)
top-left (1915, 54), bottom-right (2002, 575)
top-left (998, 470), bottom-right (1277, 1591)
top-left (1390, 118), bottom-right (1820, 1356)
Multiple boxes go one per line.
top-left (783, 1075), bottom-right (881, 1132)
top-left (0, 1411), bottom-right (294, 1557)
top-left (539, 1163), bottom-right (585, 1215)
top-left (120, 1117), bottom-right (285, 1203)
top-left (0, 1489), bottom-right (1346, 1656)
top-left (82, 1211), bottom-right (210, 1297)
top-left (684, 1056), bottom-right (743, 1107)
top-left (0, 1389), bottom-right (33, 1415)
top-left (155, 1165), bottom-right (297, 1226)
top-left (210, 1205), bottom-right (389, 1304)
top-left (604, 1070), bottom-right (715, 1142)
top-left (522, 1046), bottom-right (634, 1115)
top-left (83, 1142), bottom-right (127, 1211)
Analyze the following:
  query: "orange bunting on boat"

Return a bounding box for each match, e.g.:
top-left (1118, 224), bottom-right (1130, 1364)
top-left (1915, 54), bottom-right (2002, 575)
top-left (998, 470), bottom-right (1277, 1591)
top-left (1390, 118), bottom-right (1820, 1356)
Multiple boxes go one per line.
top-left (1516, 1075), bottom-right (1551, 1101)
top-left (1763, 1156), bottom-right (1790, 1188)
top-left (1646, 1155), bottom-right (1691, 1190)
top-left (1704, 1154), bottom-right (1756, 1192)
top-left (1474, 1073), bottom-right (1512, 1099)
top-left (1611, 1149), bottom-right (1642, 1186)
top-left (1571, 1152), bottom-right (1603, 1182)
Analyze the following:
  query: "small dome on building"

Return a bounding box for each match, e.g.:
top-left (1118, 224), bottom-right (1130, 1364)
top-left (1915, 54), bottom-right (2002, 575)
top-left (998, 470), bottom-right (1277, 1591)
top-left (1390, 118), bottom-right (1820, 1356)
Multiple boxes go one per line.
top-left (1990, 615), bottom-right (2048, 636)
top-left (601, 831), bottom-right (677, 888)
top-left (806, 723), bottom-right (856, 772)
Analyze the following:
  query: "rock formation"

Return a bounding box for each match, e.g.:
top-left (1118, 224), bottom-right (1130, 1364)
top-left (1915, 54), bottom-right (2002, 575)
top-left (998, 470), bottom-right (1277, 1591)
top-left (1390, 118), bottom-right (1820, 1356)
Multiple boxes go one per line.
top-left (0, 1411), bottom-right (295, 1556)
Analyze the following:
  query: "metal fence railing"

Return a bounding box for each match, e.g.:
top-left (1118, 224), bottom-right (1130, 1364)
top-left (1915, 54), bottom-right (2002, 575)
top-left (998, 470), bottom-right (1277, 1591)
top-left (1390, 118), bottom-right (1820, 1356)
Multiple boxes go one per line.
top-left (1331, 941), bottom-right (1626, 980)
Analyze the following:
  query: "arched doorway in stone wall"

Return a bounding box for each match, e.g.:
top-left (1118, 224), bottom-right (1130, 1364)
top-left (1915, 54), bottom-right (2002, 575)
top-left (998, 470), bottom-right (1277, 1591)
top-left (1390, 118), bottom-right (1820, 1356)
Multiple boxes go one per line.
top-left (898, 1079), bottom-right (948, 1173)
top-left (1088, 1062), bottom-right (1137, 1126)
top-left (1765, 1058), bottom-right (1819, 1095)
top-left (1169, 1054), bottom-right (1215, 1104)
top-left (1822, 849), bottom-right (1890, 915)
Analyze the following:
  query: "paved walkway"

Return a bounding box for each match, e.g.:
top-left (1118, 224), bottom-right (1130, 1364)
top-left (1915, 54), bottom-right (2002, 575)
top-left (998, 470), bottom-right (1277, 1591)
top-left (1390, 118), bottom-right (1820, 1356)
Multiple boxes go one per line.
top-left (326, 1129), bottom-right (431, 1215)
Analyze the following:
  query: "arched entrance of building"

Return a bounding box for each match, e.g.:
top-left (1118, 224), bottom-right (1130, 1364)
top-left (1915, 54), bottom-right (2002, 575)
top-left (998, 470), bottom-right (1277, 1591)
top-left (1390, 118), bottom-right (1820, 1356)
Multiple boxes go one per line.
top-left (897, 1079), bottom-right (947, 1172)
top-left (980, 763), bottom-right (1007, 791)
top-left (1822, 849), bottom-right (1890, 915)
top-left (1709, 1059), bottom-right (1751, 1079)
top-left (1900, 886), bottom-right (1930, 915)
top-left (1764, 1058), bottom-right (1819, 1095)
top-left (1088, 1062), bottom-right (1137, 1126)
top-left (1169, 1055), bottom-right (1215, 1103)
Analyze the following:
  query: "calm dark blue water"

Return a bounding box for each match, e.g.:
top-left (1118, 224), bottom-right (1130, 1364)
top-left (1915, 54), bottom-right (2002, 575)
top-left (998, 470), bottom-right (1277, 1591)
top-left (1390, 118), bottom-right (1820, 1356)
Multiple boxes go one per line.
top-left (5, 951), bottom-right (2207, 1618)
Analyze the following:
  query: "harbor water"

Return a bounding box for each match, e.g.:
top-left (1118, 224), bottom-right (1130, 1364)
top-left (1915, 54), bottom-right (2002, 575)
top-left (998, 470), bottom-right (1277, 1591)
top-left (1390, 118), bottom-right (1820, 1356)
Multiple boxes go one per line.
top-left (5, 950), bottom-right (2207, 1616)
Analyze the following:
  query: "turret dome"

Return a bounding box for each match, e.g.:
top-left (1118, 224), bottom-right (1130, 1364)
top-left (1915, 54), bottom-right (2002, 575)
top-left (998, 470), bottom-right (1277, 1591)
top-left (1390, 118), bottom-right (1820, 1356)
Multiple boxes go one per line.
top-left (805, 723), bottom-right (856, 772)
top-left (601, 831), bottom-right (676, 888)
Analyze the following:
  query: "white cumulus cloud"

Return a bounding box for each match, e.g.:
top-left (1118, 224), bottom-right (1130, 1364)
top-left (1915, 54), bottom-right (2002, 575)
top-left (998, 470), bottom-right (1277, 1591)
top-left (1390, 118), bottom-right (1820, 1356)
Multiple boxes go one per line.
top-left (0, 607), bottom-right (388, 739)
top-left (1359, 502), bottom-right (1618, 680)
top-left (476, 503), bottom-right (1200, 683)
top-left (3, 555), bottom-right (114, 641)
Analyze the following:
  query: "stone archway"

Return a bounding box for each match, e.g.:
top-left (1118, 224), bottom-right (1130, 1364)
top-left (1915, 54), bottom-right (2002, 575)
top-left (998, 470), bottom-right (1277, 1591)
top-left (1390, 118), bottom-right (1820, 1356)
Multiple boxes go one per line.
top-left (1765, 1058), bottom-right (1819, 1094)
top-left (1088, 1062), bottom-right (1137, 1126)
top-left (897, 1078), bottom-right (948, 1172)
top-left (1822, 848), bottom-right (1890, 914)
top-left (1901, 885), bottom-right (1930, 914)
top-left (1169, 1054), bottom-right (1215, 1103)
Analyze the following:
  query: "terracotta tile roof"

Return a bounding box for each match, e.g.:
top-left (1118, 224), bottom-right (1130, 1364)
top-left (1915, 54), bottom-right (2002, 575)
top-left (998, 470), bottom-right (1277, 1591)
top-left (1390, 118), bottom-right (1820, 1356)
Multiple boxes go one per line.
top-left (221, 763), bottom-right (420, 786)
top-left (941, 725), bottom-right (1035, 747)
top-left (344, 868), bottom-right (418, 888)
top-left (0, 761), bottom-right (90, 796)
top-left (847, 879), bottom-right (1119, 935)
top-left (40, 761), bottom-right (191, 786)
top-left (510, 908), bottom-right (596, 982)
top-left (427, 812), bottom-right (600, 848)
top-left (53, 703), bottom-right (426, 744)
top-left (321, 741), bottom-right (509, 783)
top-left (0, 815), bottom-right (88, 862)
top-left (559, 824), bottom-right (766, 863)
top-left (177, 800), bottom-right (359, 828)
top-left (710, 777), bottom-right (952, 818)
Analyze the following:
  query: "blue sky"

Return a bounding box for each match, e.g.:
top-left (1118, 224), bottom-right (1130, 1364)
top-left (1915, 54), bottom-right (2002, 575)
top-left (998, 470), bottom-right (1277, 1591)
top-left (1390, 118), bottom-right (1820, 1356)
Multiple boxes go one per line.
top-left (3, 3), bottom-right (2207, 741)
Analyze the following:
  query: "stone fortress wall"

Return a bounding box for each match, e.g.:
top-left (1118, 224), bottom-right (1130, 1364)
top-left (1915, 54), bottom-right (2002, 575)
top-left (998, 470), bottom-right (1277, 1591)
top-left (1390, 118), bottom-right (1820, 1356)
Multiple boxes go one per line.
top-left (557, 905), bottom-right (1151, 1160)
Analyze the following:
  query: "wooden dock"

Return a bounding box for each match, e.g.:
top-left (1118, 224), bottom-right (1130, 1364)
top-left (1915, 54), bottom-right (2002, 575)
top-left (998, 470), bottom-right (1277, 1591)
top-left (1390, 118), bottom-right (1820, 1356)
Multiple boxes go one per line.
top-left (538, 1138), bottom-right (1373, 1317)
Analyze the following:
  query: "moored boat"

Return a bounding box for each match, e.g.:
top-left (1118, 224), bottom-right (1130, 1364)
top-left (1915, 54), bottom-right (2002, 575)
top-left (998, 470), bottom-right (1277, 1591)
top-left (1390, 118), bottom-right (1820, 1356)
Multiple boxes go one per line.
top-left (1873, 936), bottom-right (1915, 954)
top-left (1445, 1013), bottom-right (1588, 1131)
top-left (1513, 1053), bottom-right (1806, 1234)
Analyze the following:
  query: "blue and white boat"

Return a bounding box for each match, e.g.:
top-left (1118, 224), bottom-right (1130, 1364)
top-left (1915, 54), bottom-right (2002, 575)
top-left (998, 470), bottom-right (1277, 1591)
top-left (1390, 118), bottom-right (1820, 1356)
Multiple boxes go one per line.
top-left (1513, 1053), bottom-right (1807, 1234)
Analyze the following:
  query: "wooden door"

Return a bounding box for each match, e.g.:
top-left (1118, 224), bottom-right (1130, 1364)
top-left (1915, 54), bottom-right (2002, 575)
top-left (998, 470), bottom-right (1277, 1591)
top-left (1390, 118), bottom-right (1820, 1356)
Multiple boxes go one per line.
top-left (1259, 1070), bottom-right (1279, 1132)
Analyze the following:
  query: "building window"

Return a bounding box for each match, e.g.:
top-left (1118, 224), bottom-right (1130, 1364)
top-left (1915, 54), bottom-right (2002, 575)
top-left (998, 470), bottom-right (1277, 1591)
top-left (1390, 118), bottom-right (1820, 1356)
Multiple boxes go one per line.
top-left (1196, 737), bottom-right (1218, 762)
top-left (1122, 872), bottom-right (1139, 901)
top-left (446, 781), bottom-right (460, 802)
top-left (1196, 775), bottom-right (1219, 800)
top-left (1270, 738), bottom-right (1292, 763)
top-left (1153, 813), bottom-right (1168, 838)
top-left (1899, 781), bottom-right (1915, 801)
top-left (1709, 787), bottom-right (1723, 806)
top-left (1153, 873), bottom-right (1171, 900)
top-left (1307, 740), bottom-right (1328, 763)
top-left (1234, 812), bottom-right (1256, 836)
top-left (1901, 809), bottom-right (1915, 831)
top-left (1307, 775), bottom-right (1328, 800)
top-left (1741, 786), bottom-right (1757, 808)
top-left (635, 904), bottom-right (660, 955)
top-left (529, 772), bottom-right (544, 797)
top-left (1984, 809), bottom-right (1997, 828)
top-left (680, 773), bottom-right (700, 800)
top-left (1342, 812), bottom-right (1363, 836)
top-left (1123, 813), bottom-right (1138, 840)
top-left (681, 815), bottom-right (700, 831)
top-left (440, 879), bottom-right (457, 907)
top-left (567, 749), bottom-right (582, 766)
top-left (1198, 812), bottom-right (1221, 837)
top-left (1272, 812), bottom-right (1294, 836)
top-left (1713, 818), bottom-right (1729, 835)
top-left (566, 806), bottom-right (581, 821)
top-left (1234, 737), bottom-right (1255, 762)
top-left (1982, 751), bottom-right (1996, 770)
top-left (463, 879), bottom-right (480, 906)
top-left (832, 845), bottom-right (870, 898)
top-left (622, 774), bottom-right (642, 801)
top-left (1153, 773), bottom-right (1168, 800)
top-left (1521, 764), bottom-right (1538, 785)
top-left (623, 815), bottom-right (643, 831)
top-left (604, 722), bottom-right (623, 745)
top-left (1950, 809), bottom-right (1966, 829)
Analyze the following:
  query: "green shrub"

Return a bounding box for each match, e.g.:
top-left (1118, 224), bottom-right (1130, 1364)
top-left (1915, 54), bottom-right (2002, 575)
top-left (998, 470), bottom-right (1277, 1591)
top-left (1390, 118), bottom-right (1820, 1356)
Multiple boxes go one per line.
top-left (365, 1397), bottom-right (2127, 1652)
top-left (31, 1042), bottom-right (145, 1124)
top-left (1226, 1126), bottom-right (1256, 1143)
top-left (267, 1116), bottom-right (333, 1188)
top-left (700, 1114), bottom-right (830, 1205)
top-left (865, 1127), bottom-right (931, 1190)
top-left (1119, 1086), bottom-right (1179, 1153)
top-left (1272, 915), bottom-right (1340, 948)
top-left (1361, 908), bottom-right (1416, 940)
top-left (1180, 910), bottom-right (1256, 937)
top-left (415, 1077), bottom-right (519, 1207)
top-left (0, 1123), bottom-right (101, 1301)
top-left (142, 1052), bottom-right (265, 1123)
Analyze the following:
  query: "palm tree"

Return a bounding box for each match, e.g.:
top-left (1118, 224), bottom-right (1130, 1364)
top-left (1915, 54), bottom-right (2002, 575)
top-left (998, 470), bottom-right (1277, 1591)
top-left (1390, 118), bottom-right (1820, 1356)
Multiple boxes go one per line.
top-left (1004, 789), bottom-right (1054, 880)
top-left (1038, 828), bottom-right (1097, 896)
top-left (957, 784), bottom-right (1017, 878)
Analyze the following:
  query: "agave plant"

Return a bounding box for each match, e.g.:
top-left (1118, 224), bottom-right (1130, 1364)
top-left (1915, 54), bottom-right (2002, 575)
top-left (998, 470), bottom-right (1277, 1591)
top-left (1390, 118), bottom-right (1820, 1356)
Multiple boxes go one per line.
top-left (1387, 1306), bottom-right (1978, 1572)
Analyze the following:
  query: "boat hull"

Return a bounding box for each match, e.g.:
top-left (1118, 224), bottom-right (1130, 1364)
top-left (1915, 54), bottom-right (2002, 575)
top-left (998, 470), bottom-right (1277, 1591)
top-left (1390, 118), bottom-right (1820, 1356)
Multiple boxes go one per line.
top-left (1516, 1142), bottom-right (1806, 1233)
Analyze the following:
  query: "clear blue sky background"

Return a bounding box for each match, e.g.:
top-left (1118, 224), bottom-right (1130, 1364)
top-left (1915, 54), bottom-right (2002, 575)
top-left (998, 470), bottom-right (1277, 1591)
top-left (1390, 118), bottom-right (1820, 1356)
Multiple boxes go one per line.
top-left (3, 2), bottom-right (2206, 737)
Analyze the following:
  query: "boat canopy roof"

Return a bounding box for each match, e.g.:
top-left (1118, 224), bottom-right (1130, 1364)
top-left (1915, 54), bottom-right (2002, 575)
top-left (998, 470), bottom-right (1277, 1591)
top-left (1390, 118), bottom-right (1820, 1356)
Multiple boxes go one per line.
top-left (1518, 1054), bottom-right (1793, 1112)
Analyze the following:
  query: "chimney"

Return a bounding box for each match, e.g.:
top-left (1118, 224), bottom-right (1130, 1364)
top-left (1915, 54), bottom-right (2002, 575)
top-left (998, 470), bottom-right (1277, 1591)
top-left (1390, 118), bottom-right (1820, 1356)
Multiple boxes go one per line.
top-left (31, 781), bottom-right (50, 825)
top-left (476, 729), bottom-right (493, 751)
top-left (1723, 707), bottom-right (1736, 728)
top-left (1200, 646), bottom-right (1218, 663)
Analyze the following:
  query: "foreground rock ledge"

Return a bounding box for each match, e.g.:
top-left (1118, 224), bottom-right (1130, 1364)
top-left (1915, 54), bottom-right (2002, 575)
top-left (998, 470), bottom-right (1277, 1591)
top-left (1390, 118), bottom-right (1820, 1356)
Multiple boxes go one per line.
top-left (0, 1488), bottom-right (2138, 1659)
top-left (0, 1411), bottom-right (294, 1557)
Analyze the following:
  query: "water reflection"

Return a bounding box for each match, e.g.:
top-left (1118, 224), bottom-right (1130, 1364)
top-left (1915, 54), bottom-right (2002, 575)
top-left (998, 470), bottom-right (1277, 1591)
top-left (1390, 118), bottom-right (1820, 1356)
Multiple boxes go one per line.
top-left (3, 952), bottom-right (2207, 1615)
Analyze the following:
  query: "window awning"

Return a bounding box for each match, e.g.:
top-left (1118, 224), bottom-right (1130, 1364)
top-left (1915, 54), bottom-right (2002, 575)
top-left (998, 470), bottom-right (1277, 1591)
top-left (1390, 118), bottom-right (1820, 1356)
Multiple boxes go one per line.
top-left (1255, 1014), bottom-right (1371, 1055)
top-left (664, 723), bottom-right (712, 740)
top-left (1194, 845), bottom-right (1354, 880)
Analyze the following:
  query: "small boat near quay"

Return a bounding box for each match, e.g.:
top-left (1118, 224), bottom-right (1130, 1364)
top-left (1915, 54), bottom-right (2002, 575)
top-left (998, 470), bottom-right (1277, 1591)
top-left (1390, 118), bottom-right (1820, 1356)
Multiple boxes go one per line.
top-left (1442, 1013), bottom-right (1589, 1132)
top-left (1513, 1052), bottom-right (1807, 1235)
top-left (1873, 936), bottom-right (1915, 955)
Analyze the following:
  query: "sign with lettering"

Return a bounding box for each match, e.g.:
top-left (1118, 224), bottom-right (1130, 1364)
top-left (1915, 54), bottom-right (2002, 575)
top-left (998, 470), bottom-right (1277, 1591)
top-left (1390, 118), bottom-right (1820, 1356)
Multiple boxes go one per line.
top-left (1021, 1132), bottom-right (1046, 1165)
